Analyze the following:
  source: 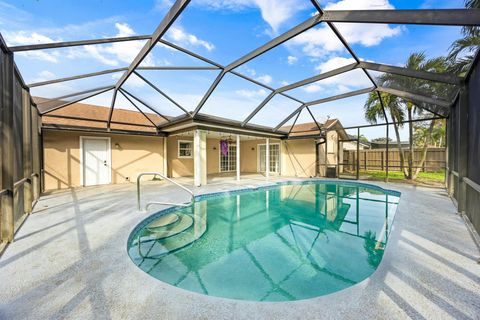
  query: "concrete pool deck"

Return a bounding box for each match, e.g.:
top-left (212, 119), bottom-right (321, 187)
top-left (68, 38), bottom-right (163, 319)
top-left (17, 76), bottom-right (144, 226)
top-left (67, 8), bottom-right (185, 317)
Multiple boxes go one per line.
top-left (0, 177), bottom-right (479, 320)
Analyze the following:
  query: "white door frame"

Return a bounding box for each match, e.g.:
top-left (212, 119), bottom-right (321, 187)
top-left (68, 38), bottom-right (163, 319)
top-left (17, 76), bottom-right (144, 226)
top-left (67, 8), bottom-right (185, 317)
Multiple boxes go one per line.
top-left (257, 143), bottom-right (280, 173)
top-left (218, 142), bottom-right (237, 173)
top-left (79, 136), bottom-right (112, 186)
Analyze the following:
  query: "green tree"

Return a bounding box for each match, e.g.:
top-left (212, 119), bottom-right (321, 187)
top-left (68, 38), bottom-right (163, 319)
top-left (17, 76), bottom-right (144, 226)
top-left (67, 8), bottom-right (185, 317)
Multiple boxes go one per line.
top-left (365, 53), bottom-right (450, 179)
top-left (365, 91), bottom-right (407, 176)
top-left (447, 0), bottom-right (479, 74)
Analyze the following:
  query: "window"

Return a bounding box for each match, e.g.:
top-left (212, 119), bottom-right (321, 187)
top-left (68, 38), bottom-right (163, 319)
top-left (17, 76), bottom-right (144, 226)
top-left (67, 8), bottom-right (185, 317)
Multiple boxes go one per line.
top-left (178, 140), bottom-right (193, 158)
top-left (220, 144), bottom-right (236, 172)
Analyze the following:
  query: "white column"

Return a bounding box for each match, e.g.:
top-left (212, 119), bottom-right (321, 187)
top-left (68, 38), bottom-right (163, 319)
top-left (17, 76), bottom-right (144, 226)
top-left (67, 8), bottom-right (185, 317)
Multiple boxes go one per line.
top-left (163, 137), bottom-right (168, 177)
top-left (236, 134), bottom-right (240, 181)
top-left (194, 130), bottom-right (207, 187)
top-left (266, 138), bottom-right (270, 179)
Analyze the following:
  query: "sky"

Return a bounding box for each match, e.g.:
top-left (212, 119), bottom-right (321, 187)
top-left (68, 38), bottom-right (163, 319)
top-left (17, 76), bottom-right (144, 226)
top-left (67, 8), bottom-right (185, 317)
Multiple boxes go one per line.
top-left (0, 0), bottom-right (466, 139)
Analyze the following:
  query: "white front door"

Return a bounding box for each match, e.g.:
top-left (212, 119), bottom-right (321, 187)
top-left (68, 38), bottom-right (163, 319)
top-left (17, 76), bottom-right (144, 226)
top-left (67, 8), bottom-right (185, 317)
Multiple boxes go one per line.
top-left (82, 137), bottom-right (111, 186)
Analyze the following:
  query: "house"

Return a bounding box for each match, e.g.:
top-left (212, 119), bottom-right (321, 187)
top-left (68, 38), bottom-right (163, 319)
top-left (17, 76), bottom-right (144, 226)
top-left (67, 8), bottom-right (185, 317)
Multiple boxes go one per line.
top-left (40, 101), bottom-right (349, 191)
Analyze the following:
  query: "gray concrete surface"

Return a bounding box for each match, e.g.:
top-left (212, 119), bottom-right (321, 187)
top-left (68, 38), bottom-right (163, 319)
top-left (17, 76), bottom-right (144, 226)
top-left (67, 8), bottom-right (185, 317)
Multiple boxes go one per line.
top-left (0, 176), bottom-right (479, 320)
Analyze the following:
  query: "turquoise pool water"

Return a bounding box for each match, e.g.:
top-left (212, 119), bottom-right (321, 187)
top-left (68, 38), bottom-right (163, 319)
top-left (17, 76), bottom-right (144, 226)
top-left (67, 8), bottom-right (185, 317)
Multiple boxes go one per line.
top-left (127, 181), bottom-right (400, 302)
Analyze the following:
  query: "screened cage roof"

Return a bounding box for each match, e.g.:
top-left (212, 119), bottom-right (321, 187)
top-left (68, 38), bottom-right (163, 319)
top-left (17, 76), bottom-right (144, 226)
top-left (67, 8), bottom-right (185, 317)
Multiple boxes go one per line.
top-left (1, 0), bottom-right (479, 139)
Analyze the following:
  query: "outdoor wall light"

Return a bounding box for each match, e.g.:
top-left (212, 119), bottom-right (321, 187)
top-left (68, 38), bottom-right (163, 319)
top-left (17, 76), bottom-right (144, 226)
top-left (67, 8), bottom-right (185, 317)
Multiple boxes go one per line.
top-left (213, 146), bottom-right (217, 150)
top-left (251, 147), bottom-right (255, 151)
top-left (115, 143), bottom-right (121, 149)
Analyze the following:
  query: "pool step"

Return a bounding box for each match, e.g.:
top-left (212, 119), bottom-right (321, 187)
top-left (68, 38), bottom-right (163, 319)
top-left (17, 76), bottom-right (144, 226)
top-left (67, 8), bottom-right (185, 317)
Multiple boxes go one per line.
top-left (144, 213), bottom-right (193, 240)
top-left (134, 213), bottom-right (206, 259)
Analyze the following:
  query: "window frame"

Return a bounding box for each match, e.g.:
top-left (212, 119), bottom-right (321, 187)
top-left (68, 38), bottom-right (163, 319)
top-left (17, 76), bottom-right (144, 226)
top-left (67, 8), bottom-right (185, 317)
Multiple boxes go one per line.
top-left (178, 140), bottom-right (193, 159)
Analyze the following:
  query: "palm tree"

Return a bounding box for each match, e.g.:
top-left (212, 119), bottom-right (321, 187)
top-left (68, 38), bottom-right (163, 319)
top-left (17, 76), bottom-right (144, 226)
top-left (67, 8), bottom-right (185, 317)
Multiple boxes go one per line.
top-left (364, 91), bottom-right (407, 176)
top-left (447, 0), bottom-right (480, 74)
top-left (365, 53), bottom-right (451, 179)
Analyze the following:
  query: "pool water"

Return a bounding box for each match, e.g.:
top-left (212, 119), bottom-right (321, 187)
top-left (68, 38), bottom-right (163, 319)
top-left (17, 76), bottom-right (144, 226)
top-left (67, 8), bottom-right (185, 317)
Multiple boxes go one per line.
top-left (127, 181), bottom-right (400, 302)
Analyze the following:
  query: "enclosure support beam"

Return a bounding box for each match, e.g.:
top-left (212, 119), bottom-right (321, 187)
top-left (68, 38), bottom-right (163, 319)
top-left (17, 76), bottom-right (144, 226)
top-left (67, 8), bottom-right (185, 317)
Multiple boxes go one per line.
top-left (377, 91), bottom-right (390, 182)
top-left (306, 87), bottom-right (375, 107)
top-left (321, 9), bottom-right (480, 26)
top-left (120, 88), bottom-right (170, 122)
top-left (236, 135), bottom-right (240, 181)
top-left (457, 88), bottom-right (469, 214)
top-left (22, 89), bottom-right (33, 214)
top-left (133, 71), bottom-right (190, 116)
top-left (118, 90), bottom-right (159, 130)
top-left (40, 86), bottom-right (114, 114)
top-left (1, 51), bottom-right (14, 242)
top-left (359, 61), bottom-right (462, 85)
top-left (107, 89), bottom-right (117, 130)
top-left (9, 35), bottom-right (151, 52)
top-left (114, 0), bottom-right (191, 90)
top-left (28, 67), bottom-right (128, 88)
top-left (356, 128), bottom-right (360, 180)
top-left (376, 86), bottom-right (451, 109)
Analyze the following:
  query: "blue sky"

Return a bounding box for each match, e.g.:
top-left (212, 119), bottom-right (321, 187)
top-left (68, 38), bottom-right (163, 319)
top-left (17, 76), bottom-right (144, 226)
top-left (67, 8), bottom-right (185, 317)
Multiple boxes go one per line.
top-left (0, 0), bottom-right (465, 139)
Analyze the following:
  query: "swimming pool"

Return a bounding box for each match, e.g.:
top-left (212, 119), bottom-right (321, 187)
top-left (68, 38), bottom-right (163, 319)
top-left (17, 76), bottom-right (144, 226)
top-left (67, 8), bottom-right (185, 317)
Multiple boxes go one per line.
top-left (127, 181), bottom-right (400, 302)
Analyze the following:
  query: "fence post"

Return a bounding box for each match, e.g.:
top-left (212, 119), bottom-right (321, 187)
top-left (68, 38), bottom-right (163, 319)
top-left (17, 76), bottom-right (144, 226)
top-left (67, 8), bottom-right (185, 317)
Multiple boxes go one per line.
top-left (381, 151), bottom-right (384, 171)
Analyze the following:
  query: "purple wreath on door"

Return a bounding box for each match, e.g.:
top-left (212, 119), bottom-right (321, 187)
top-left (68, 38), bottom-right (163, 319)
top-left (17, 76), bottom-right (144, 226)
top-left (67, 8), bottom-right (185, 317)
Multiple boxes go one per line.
top-left (220, 139), bottom-right (229, 156)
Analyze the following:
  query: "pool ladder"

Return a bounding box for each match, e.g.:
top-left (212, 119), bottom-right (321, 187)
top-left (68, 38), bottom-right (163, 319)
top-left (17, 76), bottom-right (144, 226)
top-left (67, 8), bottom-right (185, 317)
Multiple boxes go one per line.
top-left (137, 172), bottom-right (195, 211)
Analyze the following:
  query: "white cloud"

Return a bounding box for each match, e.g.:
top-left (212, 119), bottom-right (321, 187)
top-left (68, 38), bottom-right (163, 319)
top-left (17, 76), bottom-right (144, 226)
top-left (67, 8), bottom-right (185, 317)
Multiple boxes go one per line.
top-left (7, 23), bottom-right (150, 66)
top-left (323, 0), bottom-right (394, 10)
top-left (280, 80), bottom-right (290, 86)
top-left (302, 84), bottom-right (323, 93)
top-left (255, 74), bottom-right (273, 84)
top-left (315, 56), bottom-right (356, 73)
top-left (166, 27), bottom-right (215, 51)
top-left (31, 70), bottom-right (56, 83)
top-left (291, 0), bottom-right (401, 57)
top-left (235, 88), bottom-right (268, 98)
top-left (5, 31), bottom-right (61, 62)
top-left (287, 55), bottom-right (298, 65)
top-left (154, 0), bottom-right (174, 11)
top-left (314, 57), bottom-right (371, 88)
top-left (83, 45), bottom-right (119, 66)
top-left (195, 0), bottom-right (307, 32)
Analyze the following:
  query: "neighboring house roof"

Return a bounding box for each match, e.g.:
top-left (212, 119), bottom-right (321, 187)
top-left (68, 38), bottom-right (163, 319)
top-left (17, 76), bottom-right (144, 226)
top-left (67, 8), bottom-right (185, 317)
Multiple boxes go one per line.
top-left (281, 119), bottom-right (341, 137)
top-left (39, 100), bottom-right (167, 133)
top-left (40, 98), bottom-right (349, 139)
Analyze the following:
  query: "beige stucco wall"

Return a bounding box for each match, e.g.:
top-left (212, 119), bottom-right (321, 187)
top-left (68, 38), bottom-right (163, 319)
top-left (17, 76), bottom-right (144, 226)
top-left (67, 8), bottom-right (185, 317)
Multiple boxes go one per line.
top-left (281, 139), bottom-right (317, 177)
top-left (167, 135), bottom-right (194, 178)
top-left (240, 139), bottom-right (261, 173)
top-left (43, 130), bottom-right (164, 191)
top-left (206, 138), bottom-right (220, 174)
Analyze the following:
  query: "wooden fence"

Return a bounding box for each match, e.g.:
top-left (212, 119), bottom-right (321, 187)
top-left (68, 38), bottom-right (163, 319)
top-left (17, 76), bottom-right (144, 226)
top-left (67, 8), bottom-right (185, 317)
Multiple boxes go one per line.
top-left (342, 147), bottom-right (446, 172)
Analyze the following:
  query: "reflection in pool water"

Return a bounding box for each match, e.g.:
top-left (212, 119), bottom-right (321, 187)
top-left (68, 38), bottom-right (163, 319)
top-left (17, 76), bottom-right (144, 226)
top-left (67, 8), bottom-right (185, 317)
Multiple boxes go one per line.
top-left (128, 182), bottom-right (400, 302)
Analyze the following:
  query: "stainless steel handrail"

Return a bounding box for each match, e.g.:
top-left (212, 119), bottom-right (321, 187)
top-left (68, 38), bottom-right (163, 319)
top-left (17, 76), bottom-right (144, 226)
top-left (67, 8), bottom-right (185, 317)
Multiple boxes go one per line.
top-left (137, 172), bottom-right (195, 211)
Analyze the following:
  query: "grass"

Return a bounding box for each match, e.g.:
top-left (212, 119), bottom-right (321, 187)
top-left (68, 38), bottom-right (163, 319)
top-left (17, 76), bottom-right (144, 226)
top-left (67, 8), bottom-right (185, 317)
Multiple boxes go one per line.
top-left (359, 170), bottom-right (445, 185)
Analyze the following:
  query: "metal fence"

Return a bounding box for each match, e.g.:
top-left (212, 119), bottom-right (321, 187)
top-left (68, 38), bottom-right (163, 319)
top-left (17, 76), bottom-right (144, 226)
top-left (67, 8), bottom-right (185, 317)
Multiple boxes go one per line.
top-left (447, 52), bottom-right (480, 234)
top-left (0, 36), bottom-right (42, 246)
